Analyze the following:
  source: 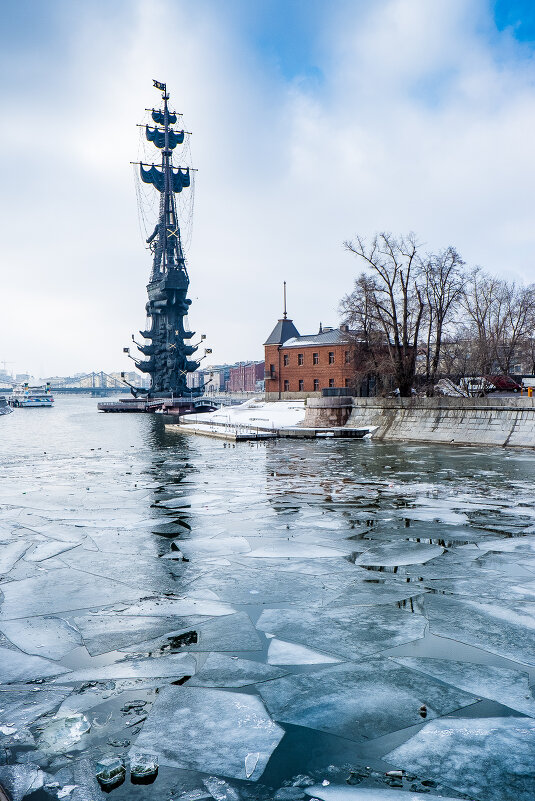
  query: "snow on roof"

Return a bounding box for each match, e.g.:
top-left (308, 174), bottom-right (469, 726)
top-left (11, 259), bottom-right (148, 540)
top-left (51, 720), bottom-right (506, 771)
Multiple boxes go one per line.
top-left (282, 329), bottom-right (355, 347)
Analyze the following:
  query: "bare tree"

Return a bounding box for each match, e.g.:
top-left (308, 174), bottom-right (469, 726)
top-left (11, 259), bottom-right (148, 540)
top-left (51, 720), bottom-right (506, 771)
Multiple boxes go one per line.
top-left (341, 233), bottom-right (425, 397)
top-left (423, 247), bottom-right (465, 390)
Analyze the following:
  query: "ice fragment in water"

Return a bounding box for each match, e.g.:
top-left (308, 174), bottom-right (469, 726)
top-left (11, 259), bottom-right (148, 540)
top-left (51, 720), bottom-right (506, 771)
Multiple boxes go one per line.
top-left (258, 659), bottom-right (476, 741)
top-left (58, 652), bottom-right (196, 682)
top-left (73, 613), bottom-right (208, 656)
top-left (392, 656), bottom-right (535, 716)
top-left (0, 689), bottom-right (71, 730)
top-left (0, 541), bottom-right (31, 575)
top-left (257, 606), bottom-right (427, 661)
top-left (267, 639), bottom-right (342, 665)
top-left (37, 713), bottom-right (90, 753)
top-left (245, 752), bottom-right (259, 778)
top-left (0, 646), bottom-right (71, 682)
top-left (188, 653), bottom-right (288, 687)
top-left (307, 787), bottom-right (465, 801)
top-left (123, 612), bottom-right (262, 654)
top-left (385, 717), bottom-right (535, 801)
top-left (424, 595), bottom-right (535, 664)
top-left (203, 776), bottom-right (240, 801)
top-left (130, 751), bottom-right (158, 779)
top-left (355, 542), bottom-right (443, 567)
top-left (95, 756), bottom-right (126, 787)
top-left (0, 616), bottom-right (82, 660)
top-left (132, 686), bottom-right (284, 780)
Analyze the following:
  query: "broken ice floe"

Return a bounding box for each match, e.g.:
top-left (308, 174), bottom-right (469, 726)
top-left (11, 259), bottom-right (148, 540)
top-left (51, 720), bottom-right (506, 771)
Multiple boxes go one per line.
top-left (188, 653), bottom-right (288, 687)
top-left (393, 657), bottom-right (535, 716)
top-left (424, 594), bottom-right (535, 665)
top-left (0, 616), bottom-right (82, 660)
top-left (56, 652), bottom-right (196, 682)
top-left (0, 764), bottom-right (46, 801)
top-left (122, 612), bottom-right (262, 654)
top-left (306, 786), bottom-right (465, 801)
top-left (354, 542), bottom-right (444, 567)
top-left (132, 686), bottom-right (284, 780)
top-left (257, 606), bottom-right (427, 661)
top-left (385, 717), bottom-right (535, 801)
top-left (257, 659), bottom-right (476, 740)
top-left (0, 647), bottom-right (71, 683)
top-left (72, 613), bottom-right (209, 656)
top-left (36, 713), bottom-right (90, 754)
top-left (0, 567), bottom-right (145, 619)
top-left (0, 688), bottom-right (71, 730)
top-left (267, 639), bottom-right (343, 665)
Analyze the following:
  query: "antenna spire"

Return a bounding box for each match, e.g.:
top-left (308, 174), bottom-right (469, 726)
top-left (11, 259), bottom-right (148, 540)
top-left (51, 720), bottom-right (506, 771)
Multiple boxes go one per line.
top-left (283, 281), bottom-right (287, 319)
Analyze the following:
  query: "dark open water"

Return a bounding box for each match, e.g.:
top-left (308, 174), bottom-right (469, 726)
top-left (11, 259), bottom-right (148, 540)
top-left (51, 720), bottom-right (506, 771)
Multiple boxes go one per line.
top-left (1, 396), bottom-right (534, 801)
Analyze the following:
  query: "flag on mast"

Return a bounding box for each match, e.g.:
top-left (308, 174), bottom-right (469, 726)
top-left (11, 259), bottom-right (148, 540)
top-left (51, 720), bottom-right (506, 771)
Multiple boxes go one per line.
top-left (153, 79), bottom-right (166, 92)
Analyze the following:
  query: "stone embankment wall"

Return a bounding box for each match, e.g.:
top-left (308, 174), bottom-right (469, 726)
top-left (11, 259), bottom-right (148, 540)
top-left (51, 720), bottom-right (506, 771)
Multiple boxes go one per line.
top-left (303, 396), bottom-right (354, 427)
top-left (305, 396), bottom-right (535, 447)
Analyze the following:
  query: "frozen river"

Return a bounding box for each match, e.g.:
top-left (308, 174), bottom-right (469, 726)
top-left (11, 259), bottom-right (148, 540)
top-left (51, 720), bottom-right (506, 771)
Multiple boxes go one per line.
top-left (1, 396), bottom-right (535, 801)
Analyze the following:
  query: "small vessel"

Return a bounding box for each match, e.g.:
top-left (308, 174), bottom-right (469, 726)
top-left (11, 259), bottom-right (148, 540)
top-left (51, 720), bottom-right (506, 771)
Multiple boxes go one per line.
top-left (9, 383), bottom-right (54, 408)
top-left (0, 396), bottom-right (13, 415)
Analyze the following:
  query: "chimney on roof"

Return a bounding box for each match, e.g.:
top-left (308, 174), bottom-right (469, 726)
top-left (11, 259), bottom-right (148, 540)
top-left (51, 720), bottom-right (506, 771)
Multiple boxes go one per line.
top-left (340, 323), bottom-right (349, 332)
top-left (318, 322), bottom-right (323, 334)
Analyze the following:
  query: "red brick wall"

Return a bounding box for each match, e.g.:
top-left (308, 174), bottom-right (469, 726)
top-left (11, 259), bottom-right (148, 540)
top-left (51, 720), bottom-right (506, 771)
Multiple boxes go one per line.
top-left (264, 342), bottom-right (357, 396)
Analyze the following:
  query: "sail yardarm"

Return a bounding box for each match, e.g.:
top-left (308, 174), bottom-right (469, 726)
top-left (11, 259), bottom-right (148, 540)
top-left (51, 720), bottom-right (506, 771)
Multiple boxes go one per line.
top-left (151, 109), bottom-right (177, 125)
top-left (139, 164), bottom-right (190, 193)
top-left (145, 125), bottom-right (185, 150)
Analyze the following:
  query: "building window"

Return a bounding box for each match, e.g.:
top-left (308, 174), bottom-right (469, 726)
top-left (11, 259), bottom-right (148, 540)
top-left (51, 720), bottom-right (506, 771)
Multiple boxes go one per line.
top-left (269, 364), bottom-right (274, 376)
top-left (328, 378), bottom-right (335, 388)
top-left (313, 379), bottom-right (319, 391)
top-left (298, 379), bottom-right (304, 391)
top-left (345, 378), bottom-right (350, 388)
top-left (283, 354), bottom-right (289, 366)
top-left (328, 351), bottom-right (335, 364)
top-left (284, 380), bottom-right (290, 392)
top-left (345, 350), bottom-right (350, 363)
top-left (313, 352), bottom-right (319, 365)
top-left (298, 353), bottom-right (304, 366)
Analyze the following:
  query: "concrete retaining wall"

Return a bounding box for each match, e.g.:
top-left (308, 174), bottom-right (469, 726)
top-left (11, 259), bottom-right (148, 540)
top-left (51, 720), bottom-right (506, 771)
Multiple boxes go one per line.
top-left (340, 397), bottom-right (535, 447)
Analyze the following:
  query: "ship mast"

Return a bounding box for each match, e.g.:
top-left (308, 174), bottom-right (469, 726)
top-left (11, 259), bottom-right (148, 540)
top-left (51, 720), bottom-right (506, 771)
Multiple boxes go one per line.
top-left (133, 80), bottom-right (198, 397)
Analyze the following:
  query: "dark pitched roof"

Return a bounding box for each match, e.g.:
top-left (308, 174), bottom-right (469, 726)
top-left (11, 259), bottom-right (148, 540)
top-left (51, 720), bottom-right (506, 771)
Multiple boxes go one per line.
top-left (282, 329), bottom-right (355, 347)
top-left (264, 318), bottom-right (300, 346)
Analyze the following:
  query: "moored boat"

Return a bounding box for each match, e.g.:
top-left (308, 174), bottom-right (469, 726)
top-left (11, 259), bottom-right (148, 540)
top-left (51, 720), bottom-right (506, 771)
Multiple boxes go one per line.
top-left (9, 384), bottom-right (54, 408)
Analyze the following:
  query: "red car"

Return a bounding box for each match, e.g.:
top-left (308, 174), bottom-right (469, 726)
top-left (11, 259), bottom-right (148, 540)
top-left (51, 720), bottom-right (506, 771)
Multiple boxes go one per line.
top-left (485, 375), bottom-right (522, 392)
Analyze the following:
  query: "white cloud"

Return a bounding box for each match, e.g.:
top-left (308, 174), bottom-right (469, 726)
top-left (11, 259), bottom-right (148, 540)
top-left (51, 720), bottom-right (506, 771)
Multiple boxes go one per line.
top-left (1, 0), bottom-right (535, 378)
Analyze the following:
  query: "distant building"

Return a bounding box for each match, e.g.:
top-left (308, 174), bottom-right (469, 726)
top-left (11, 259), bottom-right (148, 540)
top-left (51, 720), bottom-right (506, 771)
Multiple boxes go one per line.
top-left (228, 362), bottom-right (264, 393)
top-left (264, 315), bottom-right (362, 400)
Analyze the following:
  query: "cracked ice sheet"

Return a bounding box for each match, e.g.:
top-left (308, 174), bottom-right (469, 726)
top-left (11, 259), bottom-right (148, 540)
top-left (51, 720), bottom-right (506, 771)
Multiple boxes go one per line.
top-left (0, 541), bottom-right (31, 574)
top-left (243, 541), bottom-right (353, 559)
top-left (24, 539), bottom-right (79, 561)
top-left (0, 647), bottom-right (71, 682)
top-left (355, 542), bottom-right (443, 567)
top-left (258, 659), bottom-right (476, 741)
top-left (177, 537), bottom-right (251, 559)
top-left (193, 566), bottom-right (342, 606)
top-left (257, 606), bottom-right (427, 661)
top-left (385, 717), bottom-right (535, 801)
top-left (131, 686), bottom-right (284, 780)
top-left (0, 617), bottom-right (82, 660)
top-left (393, 657), bottom-right (535, 717)
top-left (114, 596), bottom-right (235, 617)
top-left (0, 568), bottom-right (147, 619)
top-left (307, 787), bottom-right (466, 801)
top-left (424, 595), bottom-right (535, 665)
top-left (73, 613), bottom-right (211, 656)
top-left (267, 639), bottom-right (342, 665)
top-left (188, 653), bottom-right (288, 687)
top-left (56, 652), bottom-right (196, 682)
top-left (0, 688), bottom-right (71, 730)
top-left (0, 765), bottom-right (46, 801)
top-left (325, 579), bottom-right (428, 608)
top-left (123, 612), bottom-right (262, 653)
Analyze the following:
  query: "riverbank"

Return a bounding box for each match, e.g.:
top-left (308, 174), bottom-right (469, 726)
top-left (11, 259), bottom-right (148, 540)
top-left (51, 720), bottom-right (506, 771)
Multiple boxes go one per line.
top-left (313, 396), bottom-right (535, 447)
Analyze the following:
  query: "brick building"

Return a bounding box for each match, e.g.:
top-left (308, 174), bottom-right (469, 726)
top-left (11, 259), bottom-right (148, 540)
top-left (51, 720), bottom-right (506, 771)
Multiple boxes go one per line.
top-left (264, 316), bottom-right (358, 400)
top-left (228, 361), bottom-right (265, 392)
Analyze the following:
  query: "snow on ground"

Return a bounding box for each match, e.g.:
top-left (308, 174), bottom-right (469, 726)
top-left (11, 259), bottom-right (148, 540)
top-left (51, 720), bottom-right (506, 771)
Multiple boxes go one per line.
top-left (173, 398), bottom-right (306, 433)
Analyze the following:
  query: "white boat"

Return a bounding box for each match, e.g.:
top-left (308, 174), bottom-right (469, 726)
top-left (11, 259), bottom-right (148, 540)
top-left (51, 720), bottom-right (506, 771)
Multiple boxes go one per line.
top-left (9, 384), bottom-right (54, 408)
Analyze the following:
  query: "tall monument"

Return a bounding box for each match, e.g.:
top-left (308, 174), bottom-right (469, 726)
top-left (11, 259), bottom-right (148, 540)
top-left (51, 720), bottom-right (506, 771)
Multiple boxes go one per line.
top-left (133, 80), bottom-right (199, 397)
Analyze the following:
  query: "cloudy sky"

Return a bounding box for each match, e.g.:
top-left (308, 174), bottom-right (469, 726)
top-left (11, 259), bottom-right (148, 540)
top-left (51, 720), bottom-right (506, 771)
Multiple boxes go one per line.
top-left (1, 0), bottom-right (535, 378)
